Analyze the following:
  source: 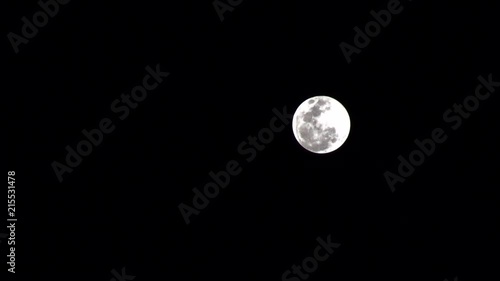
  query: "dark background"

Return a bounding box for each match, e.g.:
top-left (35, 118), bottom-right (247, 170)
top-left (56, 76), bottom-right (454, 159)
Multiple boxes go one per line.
top-left (4, 0), bottom-right (499, 280)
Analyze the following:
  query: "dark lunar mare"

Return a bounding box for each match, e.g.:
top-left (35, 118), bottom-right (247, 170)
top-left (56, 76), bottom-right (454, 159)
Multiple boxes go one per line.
top-left (297, 98), bottom-right (338, 152)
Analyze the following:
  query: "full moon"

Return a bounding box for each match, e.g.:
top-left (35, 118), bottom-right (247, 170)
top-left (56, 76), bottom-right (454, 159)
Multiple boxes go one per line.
top-left (292, 96), bottom-right (351, 154)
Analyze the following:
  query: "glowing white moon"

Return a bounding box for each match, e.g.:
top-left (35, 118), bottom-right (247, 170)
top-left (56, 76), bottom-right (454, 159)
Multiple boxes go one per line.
top-left (292, 96), bottom-right (351, 154)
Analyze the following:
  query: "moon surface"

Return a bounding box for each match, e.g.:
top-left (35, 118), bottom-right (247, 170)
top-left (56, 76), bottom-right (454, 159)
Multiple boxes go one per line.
top-left (292, 96), bottom-right (351, 154)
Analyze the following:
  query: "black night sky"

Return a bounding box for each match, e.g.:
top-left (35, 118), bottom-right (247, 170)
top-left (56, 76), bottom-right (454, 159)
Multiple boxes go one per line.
top-left (5, 0), bottom-right (499, 281)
